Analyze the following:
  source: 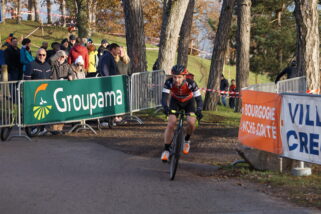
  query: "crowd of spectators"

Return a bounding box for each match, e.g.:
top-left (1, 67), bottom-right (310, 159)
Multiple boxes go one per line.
top-left (0, 33), bottom-right (132, 135)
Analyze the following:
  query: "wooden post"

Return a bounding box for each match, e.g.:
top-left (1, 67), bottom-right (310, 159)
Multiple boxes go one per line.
top-left (2, 65), bottom-right (8, 82)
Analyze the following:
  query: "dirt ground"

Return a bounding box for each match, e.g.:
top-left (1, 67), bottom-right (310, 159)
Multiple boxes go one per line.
top-left (68, 115), bottom-right (240, 166)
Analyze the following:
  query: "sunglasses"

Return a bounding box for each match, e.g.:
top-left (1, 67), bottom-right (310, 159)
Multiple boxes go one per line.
top-left (60, 56), bottom-right (66, 59)
top-left (76, 64), bottom-right (83, 67)
top-left (38, 54), bottom-right (46, 56)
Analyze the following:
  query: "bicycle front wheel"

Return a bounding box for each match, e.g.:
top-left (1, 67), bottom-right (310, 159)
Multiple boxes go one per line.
top-left (169, 128), bottom-right (184, 180)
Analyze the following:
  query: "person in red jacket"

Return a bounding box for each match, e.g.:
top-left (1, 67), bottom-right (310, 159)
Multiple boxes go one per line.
top-left (68, 38), bottom-right (89, 69)
top-left (229, 79), bottom-right (237, 109)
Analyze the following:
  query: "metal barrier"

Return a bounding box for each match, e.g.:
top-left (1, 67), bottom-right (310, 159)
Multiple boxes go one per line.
top-left (124, 70), bottom-right (166, 124)
top-left (245, 82), bottom-right (276, 93)
top-left (276, 76), bottom-right (306, 93)
top-left (0, 81), bottom-right (19, 128)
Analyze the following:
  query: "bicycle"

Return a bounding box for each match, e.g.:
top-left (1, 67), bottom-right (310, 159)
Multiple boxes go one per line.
top-left (168, 110), bottom-right (199, 180)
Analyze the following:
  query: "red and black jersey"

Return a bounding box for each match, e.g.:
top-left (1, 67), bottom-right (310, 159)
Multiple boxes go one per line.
top-left (162, 78), bottom-right (201, 102)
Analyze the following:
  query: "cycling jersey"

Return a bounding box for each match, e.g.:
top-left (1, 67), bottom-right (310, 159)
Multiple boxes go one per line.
top-left (162, 78), bottom-right (201, 102)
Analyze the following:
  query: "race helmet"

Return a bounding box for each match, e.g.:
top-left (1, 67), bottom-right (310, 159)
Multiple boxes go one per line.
top-left (171, 65), bottom-right (188, 75)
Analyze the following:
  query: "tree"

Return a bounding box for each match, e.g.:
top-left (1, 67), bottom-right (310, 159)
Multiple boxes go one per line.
top-left (203, 0), bottom-right (236, 111)
top-left (177, 0), bottom-right (195, 67)
top-left (154, 0), bottom-right (190, 73)
top-left (294, 0), bottom-right (320, 91)
top-left (75, 0), bottom-right (89, 38)
top-left (1, 0), bottom-right (6, 24)
top-left (28, 0), bottom-right (35, 21)
top-left (235, 0), bottom-right (251, 112)
top-left (46, 0), bottom-right (52, 24)
top-left (122, 0), bottom-right (147, 73)
top-left (33, 0), bottom-right (40, 23)
top-left (16, 0), bottom-right (22, 24)
top-left (58, 0), bottom-right (67, 27)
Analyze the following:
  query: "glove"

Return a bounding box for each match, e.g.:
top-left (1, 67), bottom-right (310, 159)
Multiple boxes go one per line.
top-left (163, 106), bottom-right (170, 116)
top-left (195, 109), bottom-right (203, 120)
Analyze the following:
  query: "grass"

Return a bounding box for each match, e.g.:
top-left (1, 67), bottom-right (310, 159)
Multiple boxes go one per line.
top-left (218, 163), bottom-right (321, 209)
top-left (0, 20), bottom-right (271, 89)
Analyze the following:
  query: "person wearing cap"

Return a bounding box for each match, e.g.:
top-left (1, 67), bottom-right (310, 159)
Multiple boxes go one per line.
top-left (87, 38), bottom-right (93, 46)
top-left (98, 39), bottom-right (109, 58)
top-left (40, 42), bottom-right (49, 51)
top-left (69, 35), bottom-right (76, 48)
top-left (68, 38), bottom-right (89, 70)
top-left (71, 56), bottom-right (86, 79)
top-left (51, 50), bottom-right (73, 135)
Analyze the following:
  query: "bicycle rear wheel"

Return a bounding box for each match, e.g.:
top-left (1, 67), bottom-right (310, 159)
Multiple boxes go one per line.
top-left (169, 128), bottom-right (184, 180)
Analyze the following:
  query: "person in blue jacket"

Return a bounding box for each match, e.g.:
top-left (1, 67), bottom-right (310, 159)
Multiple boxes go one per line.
top-left (20, 38), bottom-right (34, 75)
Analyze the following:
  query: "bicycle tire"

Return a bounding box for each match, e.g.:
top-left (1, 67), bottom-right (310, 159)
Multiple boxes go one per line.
top-left (25, 126), bottom-right (40, 138)
top-left (169, 128), bottom-right (184, 180)
top-left (1, 127), bottom-right (13, 141)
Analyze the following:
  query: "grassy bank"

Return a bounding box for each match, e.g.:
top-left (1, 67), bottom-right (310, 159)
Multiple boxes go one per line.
top-left (0, 20), bottom-right (271, 88)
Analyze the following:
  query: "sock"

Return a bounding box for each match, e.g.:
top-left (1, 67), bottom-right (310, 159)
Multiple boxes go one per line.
top-left (185, 135), bottom-right (191, 141)
top-left (164, 144), bottom-right (170, 151)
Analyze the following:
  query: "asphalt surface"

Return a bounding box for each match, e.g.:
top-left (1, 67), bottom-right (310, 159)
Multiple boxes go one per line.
top-left (0, 136), bottom-right (320, 214)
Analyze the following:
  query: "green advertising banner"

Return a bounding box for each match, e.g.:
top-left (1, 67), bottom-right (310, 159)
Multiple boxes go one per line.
top-left (23, 75), bottom-right (129, 125)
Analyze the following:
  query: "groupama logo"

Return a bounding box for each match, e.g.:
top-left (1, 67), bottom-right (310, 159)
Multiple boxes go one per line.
top-left (33, 83), bottom-right (52, 120)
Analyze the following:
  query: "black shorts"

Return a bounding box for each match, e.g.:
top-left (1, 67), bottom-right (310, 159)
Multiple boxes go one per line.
top-left (169, 97), bottom-right (195, 116)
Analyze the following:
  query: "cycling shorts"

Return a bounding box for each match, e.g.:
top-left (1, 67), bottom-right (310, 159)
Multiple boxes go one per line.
top-left (169, 97), bottom-right (195, 116)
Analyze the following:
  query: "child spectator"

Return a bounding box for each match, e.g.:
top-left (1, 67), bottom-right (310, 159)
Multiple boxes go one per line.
top-left (229, 79), bottom-right (236, 109)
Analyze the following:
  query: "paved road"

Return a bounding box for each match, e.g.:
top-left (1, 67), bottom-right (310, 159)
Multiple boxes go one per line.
top-left (0, 136), bottom-right (319, 214)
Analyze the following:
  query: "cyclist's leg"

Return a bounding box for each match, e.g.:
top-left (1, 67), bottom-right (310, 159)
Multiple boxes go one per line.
top-left (183, 98), bottom-right (197, 154)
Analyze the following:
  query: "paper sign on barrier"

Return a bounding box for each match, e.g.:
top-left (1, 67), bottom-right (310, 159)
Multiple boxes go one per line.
top-left (281, 95), bottom-right (321, 165)
top-left (238, 90), bottom-right (282, 154)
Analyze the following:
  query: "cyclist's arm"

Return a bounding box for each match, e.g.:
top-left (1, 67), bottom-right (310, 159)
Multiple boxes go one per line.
top-left (161, 90), bottom-right (170, 108)
top-left (194, 95), bottom-right (203, 110)
top-left (191, 80), bottom-right (203, 110)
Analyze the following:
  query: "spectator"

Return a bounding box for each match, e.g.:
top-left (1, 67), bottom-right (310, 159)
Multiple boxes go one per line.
top-left (51, 50), bottom-right (73, 135)
top-left (60, 38), bottom-right (70, 55)
top-left (229, 79), bottom-right (236, 109)
top-left (82, 38), bottom-right (88, 46)
top-left (115, 46), bottom-right (131, 76)
top-left (98, 43), bottom-right (120, 77)
top-left (4, 37), bottom-right (22, 80)
top-left (68, 38), bottom-right (89, 69)
top-left (69, 34), bottom-right (76, 48)
top-left (220, 74), bottom-right (229, 107)
top-left (3, 33), bottom-right (14, 47)
top-left (24, 48), bottom-right (52, 80)
top-left (275, 60), bottom-right (297, 83)
top-left (98, 39), bottom-right (108, 58)
top-left (51, 50), bottom-right (73, 80)
top-left (46, 42), bottom-right (61, 65)
top-left (20, 38), bottom-right (34, 75)
top-left (87, 38), bottom-right (93, 46)
top-left (40, 42), bottom-right (49, 51)
top-left (87, 44), bottom-right (99, 77)
top-left (24, 48), bottom-right (52, 135)
top-left (71, 56), bottom-right (86, 79)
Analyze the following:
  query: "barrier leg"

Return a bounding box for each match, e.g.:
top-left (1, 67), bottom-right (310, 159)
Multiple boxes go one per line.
top-left (291, 161), bottom-right (312, 176)
top-left (68, 120), bottom-right (97, 135)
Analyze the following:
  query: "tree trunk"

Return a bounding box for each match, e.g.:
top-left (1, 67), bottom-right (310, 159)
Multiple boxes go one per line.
top-left (177, 0), bottom-right (195, 67)
top-left (16, 0), bottom-right (22, 24)
top-left (122, 0), bottom-right (147, 73)
top-left (155, 0), bottom-right (190, 74)
top-left (294, 0), bottom-right (320, 92)
top-left (75, 0), bottom-right (89, 38)
top-left (87, 0), bottom-right (93, 37)
top-left (60, 0), bottom-right (66, 27)
top-left (235, 0), bottom-right (251, 112)
top-left (203, 0), bottom-right (236, 111)
top-left (33, 0), bottom-right (40, 23)
top-left (1, 0), bottom-right (6, 24)
top-left (46, 0), bottom-right (52, 24)
top-left (28, 0), bottom-right (35, 21)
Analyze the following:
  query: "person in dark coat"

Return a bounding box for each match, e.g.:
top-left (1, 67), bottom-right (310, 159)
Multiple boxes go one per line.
top-left (24, 48), bottom-right (52, 80)
top-left (275, 60), bottom-right (297, 83)
top-left (98, 43), bottom-right (120, 77)
top-left (46, 42), bottom-right (61, 65)
top-left (51, 50), bottom-right (73, 80)
top-left (220, 74), bottom-right (229, 107)
top-left (97, 39), bottom-right (108, 58)
top-left (4, 37), bottom-right (22, 80)
top-left (60, 38), bottom-right (70, 55)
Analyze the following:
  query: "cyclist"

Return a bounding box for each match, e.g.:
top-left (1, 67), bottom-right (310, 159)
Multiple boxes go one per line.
top-left (161, 65), bottom-right (203, 162)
